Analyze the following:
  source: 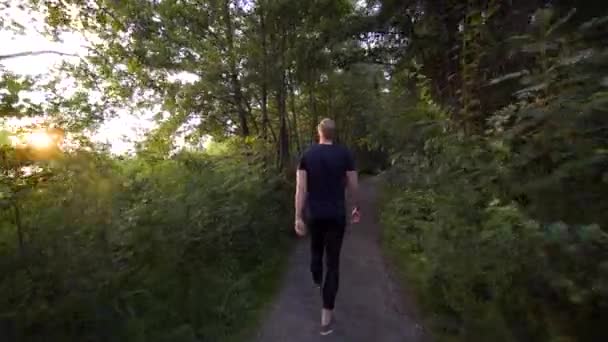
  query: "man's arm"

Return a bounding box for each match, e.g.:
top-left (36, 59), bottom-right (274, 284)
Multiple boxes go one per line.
top-left (295, 169), bottom-right (307, 221)
top-left (345, 148), bottom-right (358, 210)
top-left (294, 169), bottom-right (308, 236)
top-left (346, 170), bottom-right (359, 210)
top-left (345, 147), bottom-right (360, 223)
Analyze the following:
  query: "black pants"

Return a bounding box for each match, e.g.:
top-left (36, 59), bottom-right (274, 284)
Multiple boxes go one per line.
top-left (309, 218), bottom-right (346, 310)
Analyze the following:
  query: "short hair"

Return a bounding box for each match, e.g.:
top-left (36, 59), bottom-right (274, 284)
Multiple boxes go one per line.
top-left (317, 118), bottom-right (336, 140)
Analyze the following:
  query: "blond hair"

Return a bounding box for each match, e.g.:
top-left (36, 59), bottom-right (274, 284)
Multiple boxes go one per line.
top-left (317, 118), bottom-right (336, 140)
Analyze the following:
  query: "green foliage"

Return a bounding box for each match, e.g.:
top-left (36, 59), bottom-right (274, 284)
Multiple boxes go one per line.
top-left (380, 9), bottom-right (608, 341)
top-left (3, 0), bottom-right (608, 340)
top-left (382, 131), bottom-right (608, 341)
top-left (0, 141), bottom-right (291, 341)
top-left (1, 1), bottom-right (384, 339)
top-left (0, 70), bottom-right (40, 118)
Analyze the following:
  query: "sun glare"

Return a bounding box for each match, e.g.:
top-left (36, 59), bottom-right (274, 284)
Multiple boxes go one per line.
top-left (27, 131), bottom-right (54, 149)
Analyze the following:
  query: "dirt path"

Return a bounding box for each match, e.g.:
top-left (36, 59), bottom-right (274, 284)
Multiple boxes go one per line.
top-left (254, 177), bottom-right (424, 342)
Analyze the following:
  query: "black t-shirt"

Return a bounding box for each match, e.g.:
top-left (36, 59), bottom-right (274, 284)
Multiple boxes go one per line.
top-left (298, 144), bottom-right (355, 220)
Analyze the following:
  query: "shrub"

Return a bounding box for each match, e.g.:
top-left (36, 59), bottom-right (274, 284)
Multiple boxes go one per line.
top-left (0, 140), bottom-right (291, 341)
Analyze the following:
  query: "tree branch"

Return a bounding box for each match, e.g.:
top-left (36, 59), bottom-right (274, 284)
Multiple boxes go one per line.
top-left (0, 50), bottom-right (79, 61)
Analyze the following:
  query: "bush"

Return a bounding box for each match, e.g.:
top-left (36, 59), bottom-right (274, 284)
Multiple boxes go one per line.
top-left (0, 140), bottom-right (291, 341)
top-left (381, 131), bottom-right (608, 342)
top-left (380, 12), bottom-right (608, 341)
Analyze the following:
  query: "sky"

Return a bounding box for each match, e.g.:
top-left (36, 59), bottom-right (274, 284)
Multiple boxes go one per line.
top-left (0, 4), bottom-right (158, 155)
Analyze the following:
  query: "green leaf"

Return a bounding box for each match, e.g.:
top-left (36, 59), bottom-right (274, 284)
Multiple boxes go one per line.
top-left (0, 130), bottom-right (11, 146)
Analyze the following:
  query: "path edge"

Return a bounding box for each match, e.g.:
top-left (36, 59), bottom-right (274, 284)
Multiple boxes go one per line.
top-left (375, 175), bottom-right (431, 342)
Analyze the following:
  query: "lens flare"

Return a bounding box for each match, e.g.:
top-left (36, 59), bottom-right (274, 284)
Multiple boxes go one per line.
top-left (27, 131), bottom-right (54, 149)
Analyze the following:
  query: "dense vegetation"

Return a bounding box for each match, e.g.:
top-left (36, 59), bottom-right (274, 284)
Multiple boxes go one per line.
top-left (1, 0), bottom-right (607, 341)
top-left (0, 140), bottom-right (292, 341)
top-left (376, 2), bottom-right (608, 342)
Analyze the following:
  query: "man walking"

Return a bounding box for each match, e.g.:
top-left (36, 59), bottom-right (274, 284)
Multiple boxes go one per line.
top-left (294, 118), bottom-right (360, 336)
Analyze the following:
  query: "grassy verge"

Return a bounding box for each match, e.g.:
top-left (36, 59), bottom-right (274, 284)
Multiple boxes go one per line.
top-left (380, 222), bottom-right (436, 341)
top-left (225, 237), bottom-right (294, 342)
top-left (378, 179), bottom-right (455, 342)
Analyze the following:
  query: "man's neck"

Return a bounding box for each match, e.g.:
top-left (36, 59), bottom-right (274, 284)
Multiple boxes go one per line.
top-left (319, 138), bottom-right (333, 145)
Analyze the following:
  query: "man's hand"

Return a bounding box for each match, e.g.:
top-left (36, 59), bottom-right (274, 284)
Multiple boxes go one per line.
top-left (295, 218), bottom-right (307, 237)
top-left (351, 207), bottom-right (361, 224)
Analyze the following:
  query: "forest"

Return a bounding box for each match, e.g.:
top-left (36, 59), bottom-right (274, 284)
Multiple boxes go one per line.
top-left (1, 0), bottom-right (607, 341)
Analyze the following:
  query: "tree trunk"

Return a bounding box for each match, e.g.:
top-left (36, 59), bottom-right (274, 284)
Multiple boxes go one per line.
top-left (278, 81), bottom-right (289, 168)
top-left (289, 72), bottom-right (301, 154)
top-left (222, 0), bottom-right (249, 136)
top-left (327, 84), bottom-right (337, 141)
top-left (246, 101), bottom-right (260, 135)
top-left (277, 33), bottom-right (290, 169)
top-left (260, 3), bottom-right (271, 141)
top-left (309, 82), bottom-right (318, 144)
